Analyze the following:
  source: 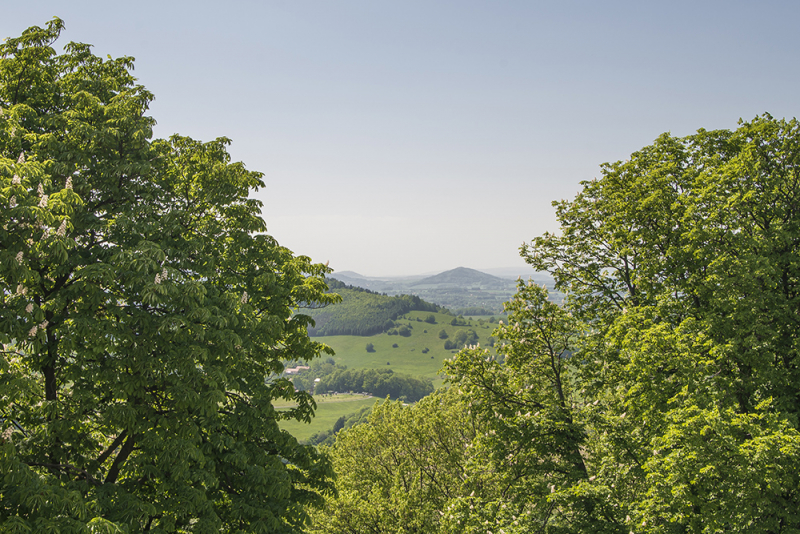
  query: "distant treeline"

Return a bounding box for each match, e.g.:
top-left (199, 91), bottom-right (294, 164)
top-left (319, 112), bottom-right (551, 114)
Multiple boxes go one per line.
top-left (452, 307), bottom-right (495, 316)
top-left (307, 279), bottom-right (445, 336)
top-left (315, 368), bottom-right (433, 402)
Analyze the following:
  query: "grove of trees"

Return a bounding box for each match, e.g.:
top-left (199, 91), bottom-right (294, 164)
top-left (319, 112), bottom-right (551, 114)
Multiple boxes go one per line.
top-left (0, 20), bottom-right (338, 533)
top-left (314, 368), bottom-right (433, 402)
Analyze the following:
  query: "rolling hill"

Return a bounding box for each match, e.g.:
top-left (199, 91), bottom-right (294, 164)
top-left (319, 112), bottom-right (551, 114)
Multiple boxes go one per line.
top-left (329, 266), bottom-right (559, 313)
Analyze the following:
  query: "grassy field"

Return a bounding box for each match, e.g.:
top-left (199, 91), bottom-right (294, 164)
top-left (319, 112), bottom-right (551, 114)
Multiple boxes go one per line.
top-left (281, 311), bottom-right (501, 442)
top-left (315, 310), bottom-right (499, 388)
top-left (278, 394), bottom-right (380, 442)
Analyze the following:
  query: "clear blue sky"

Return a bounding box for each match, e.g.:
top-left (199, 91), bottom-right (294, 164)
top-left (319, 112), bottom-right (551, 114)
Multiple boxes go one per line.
top-left (5, 1), bottom-right (800, 276)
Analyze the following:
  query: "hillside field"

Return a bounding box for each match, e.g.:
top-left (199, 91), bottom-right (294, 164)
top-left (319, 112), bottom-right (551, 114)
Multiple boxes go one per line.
top-left (317, 310), bottom-right (498, 387)
top-left (277, 394), bottom-right (379, 442)
top-left (278, 310), bottom-right (500, 440)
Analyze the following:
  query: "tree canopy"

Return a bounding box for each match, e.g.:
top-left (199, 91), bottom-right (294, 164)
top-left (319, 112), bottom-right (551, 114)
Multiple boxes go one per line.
top-left (523, 115), bottom-right (800, 532)
top-left (1, 19), bottom-right (337, 533)
top-left (454, 115), bottom-right (800, 532)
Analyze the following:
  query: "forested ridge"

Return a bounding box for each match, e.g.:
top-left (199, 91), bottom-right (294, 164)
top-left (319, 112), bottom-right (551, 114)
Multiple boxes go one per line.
top-left (307, 278), bottom-right (444, 336)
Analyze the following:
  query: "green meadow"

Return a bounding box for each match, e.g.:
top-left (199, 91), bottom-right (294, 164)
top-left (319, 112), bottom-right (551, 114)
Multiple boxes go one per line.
top-left (317, 310), bottom-right (498, 387)
top-left (278, 394), bottom-right (379, 442)
top-left (279, 311), bottom-right (501, 441)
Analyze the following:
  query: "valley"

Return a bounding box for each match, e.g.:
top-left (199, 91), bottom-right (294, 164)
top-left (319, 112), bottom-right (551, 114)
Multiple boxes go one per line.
top-left (278, 265), bottom-right (553, 442)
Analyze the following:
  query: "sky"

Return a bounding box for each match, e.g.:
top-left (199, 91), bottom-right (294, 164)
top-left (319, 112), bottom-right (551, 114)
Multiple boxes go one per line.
top-left (4, 1), bottom-right (800, 276)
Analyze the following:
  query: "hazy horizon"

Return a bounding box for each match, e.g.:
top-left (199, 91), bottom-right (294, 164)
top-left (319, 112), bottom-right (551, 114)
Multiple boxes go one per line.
top-left (331, 265), bottom-right (548, 280)
top-left (5, 2), bottom-right (800, 275)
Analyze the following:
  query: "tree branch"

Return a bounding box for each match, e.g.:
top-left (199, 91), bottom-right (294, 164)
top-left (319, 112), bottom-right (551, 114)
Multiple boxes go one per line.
top-left (105, 431), bottom-right (136, 484)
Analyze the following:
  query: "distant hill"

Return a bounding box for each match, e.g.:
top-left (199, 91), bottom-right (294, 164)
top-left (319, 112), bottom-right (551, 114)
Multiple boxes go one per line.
top-left (328, 267), bottom-right (560, 313)
top-left (412, 267), bottom-right (511, 288)
top-left (307, 279), bottom-right (444, 336)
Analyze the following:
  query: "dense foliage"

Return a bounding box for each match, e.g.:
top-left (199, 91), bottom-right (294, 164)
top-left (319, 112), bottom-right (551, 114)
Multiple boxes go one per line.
top-left (307, 279), bottom-right (443, 336)
top-left (517, 115), bottom-right (800, 531)
top-left (306, 389), bottom-right (491, 534)
top-left (312, 116), bottom-right (800, 533)
top-left (0, 20), bottom-right (337, 533)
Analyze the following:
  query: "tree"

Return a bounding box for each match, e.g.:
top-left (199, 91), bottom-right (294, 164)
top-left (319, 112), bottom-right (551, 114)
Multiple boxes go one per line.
top-left (442, 115), bottom-right (800, 532)
top-left (438, 329), bottom-right (449, 339)
top-left (444, 283), bottom-right (609, 533)
top-left (0, 19), bottom-right (337, 532)
top-left (518, 115), bottom-right (800, 531)
top-left (306, 389), bottom-right (502, 534)
top-left (366, 342), bottom-right (375, 352)
top-left (452, 328), bottom-right (478, 348)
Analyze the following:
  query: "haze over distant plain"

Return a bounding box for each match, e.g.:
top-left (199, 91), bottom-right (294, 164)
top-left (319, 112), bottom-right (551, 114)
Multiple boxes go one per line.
top-left (5, 1), bottom-right (800, 276)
